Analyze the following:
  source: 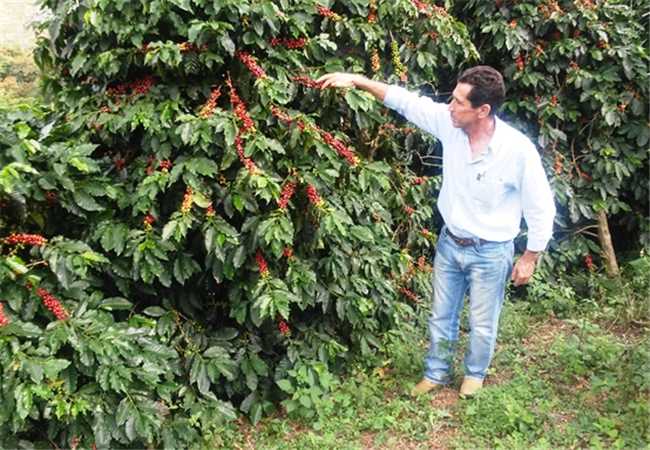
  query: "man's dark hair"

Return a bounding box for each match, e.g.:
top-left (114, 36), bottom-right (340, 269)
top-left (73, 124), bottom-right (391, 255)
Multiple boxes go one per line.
top-left (457, 66), bottom-right (505, 115)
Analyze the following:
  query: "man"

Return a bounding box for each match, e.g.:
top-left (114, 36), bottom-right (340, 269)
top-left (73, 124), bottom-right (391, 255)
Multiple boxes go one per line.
top-left (317, 66), bottom-right (555, 397)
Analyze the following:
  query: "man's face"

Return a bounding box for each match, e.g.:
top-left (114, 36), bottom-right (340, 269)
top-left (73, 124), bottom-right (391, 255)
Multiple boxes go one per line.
top-left (448, 82), bottom-right (489, 129)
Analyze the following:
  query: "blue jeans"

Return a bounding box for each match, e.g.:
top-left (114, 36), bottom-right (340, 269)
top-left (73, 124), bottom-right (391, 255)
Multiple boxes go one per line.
top-left (423, 227), bottom-right (514, 384)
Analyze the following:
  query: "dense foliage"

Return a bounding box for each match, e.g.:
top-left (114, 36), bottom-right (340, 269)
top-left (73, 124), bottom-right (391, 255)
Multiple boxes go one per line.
top-left (0, 0), bottom-right (478, 447)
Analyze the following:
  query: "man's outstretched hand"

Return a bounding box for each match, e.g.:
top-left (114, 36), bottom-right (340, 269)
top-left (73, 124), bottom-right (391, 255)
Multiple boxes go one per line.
top-left (510, 250), bottom-right (539, 286)
top-left (317, 73), bottom-right (361, 89)
top-left (316, 73), bottom-right (388, 101)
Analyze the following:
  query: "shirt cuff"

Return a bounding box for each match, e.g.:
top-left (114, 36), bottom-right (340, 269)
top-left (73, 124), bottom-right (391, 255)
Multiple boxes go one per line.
top-left (383, 85), bottom-right (409, 110)
top-left (526, 238), bottom-right (549, 253)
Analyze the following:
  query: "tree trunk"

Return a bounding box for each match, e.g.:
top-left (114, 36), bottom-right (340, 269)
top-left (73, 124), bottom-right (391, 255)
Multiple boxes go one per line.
top-left (597, 210), bottom-right (620, 277)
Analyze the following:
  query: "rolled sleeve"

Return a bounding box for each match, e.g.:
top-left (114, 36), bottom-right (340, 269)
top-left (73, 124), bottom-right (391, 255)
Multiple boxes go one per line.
top-left (521, 149), bottom-right (556, 251)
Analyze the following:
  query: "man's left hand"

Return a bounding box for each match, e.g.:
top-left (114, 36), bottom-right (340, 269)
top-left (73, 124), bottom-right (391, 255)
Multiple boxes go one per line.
top-left (510, 250), bottom-right (539, 286)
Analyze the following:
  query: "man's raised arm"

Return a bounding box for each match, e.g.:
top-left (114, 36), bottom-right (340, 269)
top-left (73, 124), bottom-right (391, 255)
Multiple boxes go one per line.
top-left (317, 73), bottom-right (388, 101)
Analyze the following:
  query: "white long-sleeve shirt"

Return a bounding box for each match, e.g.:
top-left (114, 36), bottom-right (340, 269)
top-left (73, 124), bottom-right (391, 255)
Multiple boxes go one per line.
top-left (384, 85), bottom-right (556, 251)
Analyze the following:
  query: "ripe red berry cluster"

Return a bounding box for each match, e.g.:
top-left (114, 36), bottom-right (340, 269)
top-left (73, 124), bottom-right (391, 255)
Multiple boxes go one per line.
top-left (36, 287), bottom-right (69, 320)
top-left (256, 250), bottom-right (270, 277)
top-left (270, 37), bottom-right (308, 49)
top-left (199, 86), bottom-right (222, 118)
top-left (206, 203), bottom-right (215, 217)
top-left (278, 319), bottom-right (290, 335)
top-left (106, 75), bottom-right (156, 106)
top-left (4, 233), bottom-right (47, 246)
top-left (236, 51), bottom-right (267, 79)
top-left (178, 42), bottom-right (208, 53)
top-left (283, 246), bottom-right (294, 259)
top-left (181, 187), bottom-right (193, 213)
top-left (399, 286), bottom-right (419, 303)
top-left (412, 176), bottom-right (425, 185)
top-left (271, 106), bottom-right (306, 131)
top-left (371, 49), bottom-right (381, 73)
top-left (271, 106), bottom-right (357, 165)
top-left (367, 0), bottom-right (377, 22)
top-left (420, 228), bottom-right (432, 238)
top-left (114, 158), bottom-right (126, 170)
top-left (515, 54), bottom-right (525, 71)
top-left (412, 0), bottom-right (432, 16)
top-left (291, 75), bottom-right (323, 89)
top-left (271, 106), bottom-right (294, 124)
top-left (584, 254), bottom-right (595, 271)
top-left (226, 77), bottom-right (255, 133)
top-left (143, 214), bottom-right (155, 229)
top-left (403, 205), bottom-right (415, 216)
top-left (131, 75), bottom-right (156, 96)
top-left (306, 184), bottom-right (324, 207)
top-left (317, 129), bottom-right (359, 166)
top-left (550, 95), bottom-right (558, 107)
top-left (159, 159), bottom-right (173, 171)
top-left (0, 302), bottom-right (9, 327)
top-left (278, 181), bottom-right (297, 209)
top-left (317, 5), bottom-right (341, 20)
top-left (235, 133), bottom-right (258, 174)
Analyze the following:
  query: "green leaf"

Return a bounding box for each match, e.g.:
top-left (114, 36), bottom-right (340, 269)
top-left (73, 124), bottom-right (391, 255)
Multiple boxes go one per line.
top-left (73, 190), bottom-right (104, 211)
top-left (42, 359), bottom-right (71, 379)
top-left (143, 306), bottom-right (167, 317)
top-left (162, 220), bottom-right (178, 241)
top-left (100, 297), bottom-right (133, 311)
top-left (173, 254), bottom-right (200, 283)
top-left (219, 33), bottom-right (235, 56)
top-left (277, 379), bottom-right (294, 393)
top-left (81, 251), bottom-right (109, 263)
top-left (249, 402), bottom-right (263, 425)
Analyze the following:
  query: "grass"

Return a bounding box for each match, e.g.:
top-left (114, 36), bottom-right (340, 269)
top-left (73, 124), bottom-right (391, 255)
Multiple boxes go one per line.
top-left (211, 278), bottom-right (649, 449)
top-left (0, 47), bottom-right (39, 105)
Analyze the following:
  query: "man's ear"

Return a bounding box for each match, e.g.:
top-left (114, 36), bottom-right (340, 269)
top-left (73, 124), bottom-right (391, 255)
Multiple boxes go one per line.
top-left (478, 104), bottom-right (491, 118)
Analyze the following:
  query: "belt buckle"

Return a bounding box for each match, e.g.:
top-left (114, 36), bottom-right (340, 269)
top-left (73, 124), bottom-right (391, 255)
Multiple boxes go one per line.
top-left (447, 229), bottom-right (473, 247)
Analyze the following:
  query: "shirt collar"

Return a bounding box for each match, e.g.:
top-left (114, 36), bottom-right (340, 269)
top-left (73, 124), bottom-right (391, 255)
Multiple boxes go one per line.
top-left (467, 116), bottom-right (501, 164)
top-left (487, 116), bottom-right (504, 156)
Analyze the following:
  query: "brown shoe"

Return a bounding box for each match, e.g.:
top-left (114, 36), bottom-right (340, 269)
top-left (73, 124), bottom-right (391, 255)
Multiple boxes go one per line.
top-left (459, 377), bottom-right (483, 398)
top-left (410, 378), bottom-right (443, 397)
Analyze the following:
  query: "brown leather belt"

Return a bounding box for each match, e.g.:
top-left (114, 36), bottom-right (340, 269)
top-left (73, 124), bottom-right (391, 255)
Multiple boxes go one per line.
top-left (445, 228), bottom-right (490, 246)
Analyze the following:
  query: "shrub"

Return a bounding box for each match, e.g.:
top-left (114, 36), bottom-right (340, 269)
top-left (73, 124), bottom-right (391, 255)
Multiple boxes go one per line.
top-left (1, 0), bottom-right (477, 446)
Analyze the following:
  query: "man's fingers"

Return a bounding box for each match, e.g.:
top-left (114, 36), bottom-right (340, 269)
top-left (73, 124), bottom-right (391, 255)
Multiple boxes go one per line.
top-left (315, 73), bottom-right (335, 83)
top-left (316, 73), bottom-right (355, 89)
top-left (316, 73), bottom-right (340, 88)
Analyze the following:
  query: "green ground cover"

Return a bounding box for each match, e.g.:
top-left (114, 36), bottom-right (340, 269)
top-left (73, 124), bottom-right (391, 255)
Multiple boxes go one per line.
top-left (216, 258), bottom-right (649, 449)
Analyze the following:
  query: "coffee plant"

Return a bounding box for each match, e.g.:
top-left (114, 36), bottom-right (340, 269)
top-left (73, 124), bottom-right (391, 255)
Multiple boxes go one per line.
top-left (453, 0), bottom-right (649, 274)
top-left (1, 0), bottom-right (477, 447)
